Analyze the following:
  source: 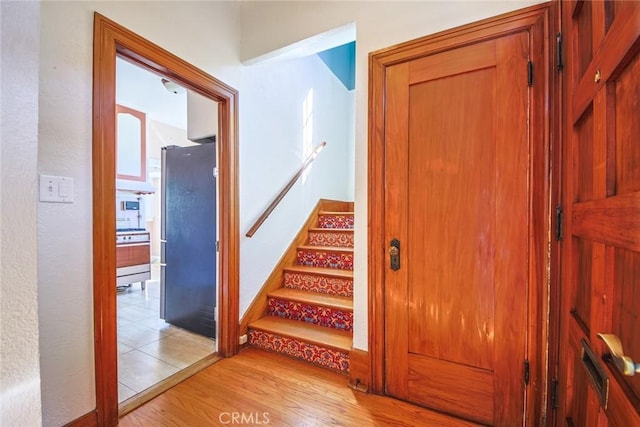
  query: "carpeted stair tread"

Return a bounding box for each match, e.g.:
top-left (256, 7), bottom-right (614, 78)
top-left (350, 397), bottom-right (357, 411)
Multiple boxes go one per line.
top-left (268, 288), bottom-right (353, 311)
top-left (283, 265), bottom-right (353, 279)
top-left (297, 245), bottom-right (353, 253)
top-left (249, 316), bottom-right (352, 352)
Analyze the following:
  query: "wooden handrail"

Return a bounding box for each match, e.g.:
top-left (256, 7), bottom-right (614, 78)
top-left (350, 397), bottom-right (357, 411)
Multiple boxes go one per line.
top-left (246, 141), bottom-right (327, 237)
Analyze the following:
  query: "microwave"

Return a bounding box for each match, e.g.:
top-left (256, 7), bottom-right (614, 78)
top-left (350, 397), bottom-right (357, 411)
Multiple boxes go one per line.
top-left (122, 200), bottom-right (140, 211)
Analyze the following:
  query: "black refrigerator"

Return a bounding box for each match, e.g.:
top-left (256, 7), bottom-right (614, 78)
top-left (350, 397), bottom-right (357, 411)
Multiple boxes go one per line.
top-left (160, 143), bottom-right (217, 338)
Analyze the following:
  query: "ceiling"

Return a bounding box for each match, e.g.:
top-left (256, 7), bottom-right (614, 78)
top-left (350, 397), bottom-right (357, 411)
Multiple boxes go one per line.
top-left (116, 57), bottom-right (188, 130)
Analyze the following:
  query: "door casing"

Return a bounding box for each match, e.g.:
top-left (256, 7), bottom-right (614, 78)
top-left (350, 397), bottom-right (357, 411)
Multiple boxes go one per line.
top-left (367, 3), bottom-right (560, 424)
top-left (92, 13), bottom-right (239, 426)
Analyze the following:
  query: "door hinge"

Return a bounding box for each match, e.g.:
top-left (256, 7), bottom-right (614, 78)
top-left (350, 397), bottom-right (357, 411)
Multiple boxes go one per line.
top-left (556, 205), bottom-right (564, 241)
top-left (556, 32), bottom-right (564, 71)
top-left (216, 240), bottom-right (219, 252)
top-left (527, 61), bottom-right (533, 87)
top-left (551, 378), bottom-right (559, 409)
top-left (213, 167), bottom-right (218, 178)
top-left (524, 360), bottom-right (530, 386)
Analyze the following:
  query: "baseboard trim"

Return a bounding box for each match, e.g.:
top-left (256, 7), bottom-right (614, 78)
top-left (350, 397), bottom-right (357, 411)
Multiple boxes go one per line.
top-left (348, 348), bottom-right (369, 392)
top-left (63, 410), bottom-right (97, 427)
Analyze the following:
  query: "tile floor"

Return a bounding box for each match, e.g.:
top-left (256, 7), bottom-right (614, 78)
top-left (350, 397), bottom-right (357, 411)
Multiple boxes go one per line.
top-left (117, 271), bottom-right (216, 403)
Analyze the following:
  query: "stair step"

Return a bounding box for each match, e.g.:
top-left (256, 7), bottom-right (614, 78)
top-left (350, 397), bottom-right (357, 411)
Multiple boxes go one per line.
top-left (268, 288), bottom-right (353, 311)
top-left (283, 265), bottom-right (353, 279)
top-left (297, 245), bottom-right (353, 253)
top-left (296, 246), bottom-right (354, 270)
top-left (308, 227), bottom-right (354, 233)
top-left (283, 266), bottom-right (353, 297)
top-left (308, 228), bottom-right (354, 248)
top-left (317, 212), bottom-right (354, 230)
top-left (318, 211), bottom-right (354, 215)
top-left (249, 316), bottom-right (352, 353)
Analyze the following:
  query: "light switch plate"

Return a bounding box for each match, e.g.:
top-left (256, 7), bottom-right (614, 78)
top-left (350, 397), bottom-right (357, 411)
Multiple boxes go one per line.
top-left (39, 174), bottom-right (74, 203)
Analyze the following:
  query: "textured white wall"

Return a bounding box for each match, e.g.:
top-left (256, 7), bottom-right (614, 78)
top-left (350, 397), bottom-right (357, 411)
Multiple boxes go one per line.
top-left (0, 2), bottom-right (43, 426)
top-left (239, 54), bottom-right (353, 315)
top-left (240, 0), bottom-right (545, 350)
top-left (37, 2), bottom-right (240, 425)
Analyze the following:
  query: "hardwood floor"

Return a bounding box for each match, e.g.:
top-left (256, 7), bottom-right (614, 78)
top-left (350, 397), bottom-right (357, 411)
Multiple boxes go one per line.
top-left (119, 348), bottom-right (479, 426)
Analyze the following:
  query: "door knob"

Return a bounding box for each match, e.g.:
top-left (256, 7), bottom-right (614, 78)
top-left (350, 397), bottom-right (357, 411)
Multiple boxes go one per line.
top-left (389, 239), bottom-right (400, 271)
top-left (597, 333), bottom-right (640, 376)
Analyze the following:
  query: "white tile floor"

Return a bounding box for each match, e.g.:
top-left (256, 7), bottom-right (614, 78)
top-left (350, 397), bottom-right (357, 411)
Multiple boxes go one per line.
top-left (117, 272), bottom-right (216, 403)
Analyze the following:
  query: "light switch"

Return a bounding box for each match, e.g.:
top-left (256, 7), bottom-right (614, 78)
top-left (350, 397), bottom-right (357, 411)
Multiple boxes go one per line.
top-left (39, 175), bottom-right (74, 203)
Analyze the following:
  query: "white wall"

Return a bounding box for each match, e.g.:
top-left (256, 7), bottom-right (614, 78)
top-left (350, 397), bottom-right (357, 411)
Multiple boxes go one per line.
top-left (0, 2), bottom-right (43, 426)
top-left (239, 53), bottom-right (353, 315)
top-left (37, 2), bottom-right (240, 425)
top-left (239, 0), bottom-right (545, 350)
top-left (36, 1), bottom-right (353, 424)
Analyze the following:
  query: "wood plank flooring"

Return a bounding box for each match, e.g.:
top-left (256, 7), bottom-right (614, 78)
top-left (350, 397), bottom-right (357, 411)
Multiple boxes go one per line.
top-left (119, 347), bottom-right (479, 426)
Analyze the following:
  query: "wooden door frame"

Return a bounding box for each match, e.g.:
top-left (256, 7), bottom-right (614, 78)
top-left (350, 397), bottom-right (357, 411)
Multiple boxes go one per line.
top-left (92, 13), bottom-right (239, 426)
top-left (367, 3), bottom-right (559, 424)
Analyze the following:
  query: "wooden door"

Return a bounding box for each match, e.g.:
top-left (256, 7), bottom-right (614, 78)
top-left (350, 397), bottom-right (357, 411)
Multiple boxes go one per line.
top-left (558, 1), bottom-right (640, 425)
top-left (384, 29), bottom-right (540, 425)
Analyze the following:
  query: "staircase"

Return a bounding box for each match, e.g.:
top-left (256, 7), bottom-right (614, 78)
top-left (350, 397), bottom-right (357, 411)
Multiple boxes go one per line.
top-left (248, 208), bottom-right (354, 372)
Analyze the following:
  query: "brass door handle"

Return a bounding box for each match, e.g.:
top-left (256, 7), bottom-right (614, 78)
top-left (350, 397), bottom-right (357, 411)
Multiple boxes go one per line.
top-left (597, 333), bottom-right (640, 376)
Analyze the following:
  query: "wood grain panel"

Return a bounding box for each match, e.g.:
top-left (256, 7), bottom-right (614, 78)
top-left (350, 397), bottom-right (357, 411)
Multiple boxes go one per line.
top-left (116, 244), bottom-right (149, 268)
top-left (571, 1), bottom-right (640, 123)
top-left (572, 192), bottom-right (640, 253)
top-left (408, 40), bottom-right (495, 84)
top-left (573, 238), bottom-right (593, 334)
top-left (368, 5), bottom-right (552, 422)
top-left (574, 0), bottom-right (593, 78)
top-left (348, 348), bottom-right (369, 392)
top-left (494, 32), bottom-right (529, 426)
top-left (406, 68), bottom-right (496, 370)
top-left (407, 354), bottom-right (494, 425)
top-left (383, 61), bottom-right (410, 399)
top-left (612, 248), bottom-right (640, 404)
top-left (615, 52), bottom-right (640, 195)
top-left (576, 105), bottom-right (594, 202)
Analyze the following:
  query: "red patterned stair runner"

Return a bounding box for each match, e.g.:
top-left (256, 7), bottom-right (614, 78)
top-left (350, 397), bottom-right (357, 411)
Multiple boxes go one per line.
top-left (248, 209), bottom-right (354, 372)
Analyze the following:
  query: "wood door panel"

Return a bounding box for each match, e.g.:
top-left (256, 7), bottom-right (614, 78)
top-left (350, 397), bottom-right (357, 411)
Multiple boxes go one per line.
top-left (612, 248), bottom-right (640, 403)
top-left (560, 0), bottom-right (640, 424)
top-left (572, 2), bottom-right (640, 123)
top-left (407, 68), bottom-right (496, 369)
top-left (572, 193), bottom-right (640, 253)
top-left (575, 105), bottom-right (595, 203)
top-left (408, 40), bottom-right (495, 85)
top-left (385, 29), bottom-right (531, 425)
top-left (407, 354), bottom-right (494, 425)
top-left (615, 51), bottom-right (640, 195)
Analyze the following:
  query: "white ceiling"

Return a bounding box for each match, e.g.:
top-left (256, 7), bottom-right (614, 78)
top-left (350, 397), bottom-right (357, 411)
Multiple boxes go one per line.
top-left (116, 57), bottom-right (188, 130)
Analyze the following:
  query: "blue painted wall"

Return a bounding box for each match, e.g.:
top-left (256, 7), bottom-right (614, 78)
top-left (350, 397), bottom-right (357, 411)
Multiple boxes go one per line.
top-left (317, 41), bottom-right (355, 90)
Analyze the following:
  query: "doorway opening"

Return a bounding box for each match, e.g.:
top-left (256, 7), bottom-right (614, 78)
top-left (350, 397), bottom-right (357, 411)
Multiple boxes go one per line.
top-left (93, 13), bottom-right (238, 425)
top-left (114, 57), bottom-right (220, 405)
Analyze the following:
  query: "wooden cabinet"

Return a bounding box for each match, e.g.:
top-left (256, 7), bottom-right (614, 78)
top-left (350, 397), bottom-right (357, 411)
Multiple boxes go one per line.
top-left (116, 243), bottom-right (150, 268)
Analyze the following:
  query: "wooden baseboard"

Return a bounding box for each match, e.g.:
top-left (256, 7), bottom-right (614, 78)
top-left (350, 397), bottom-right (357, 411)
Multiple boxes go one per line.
top-left (239, 199), bottom-right (353, 336)
top-left (348, 348), bottom-right (369, 392)
top-left (63, 410), bottom-right (97, 427)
